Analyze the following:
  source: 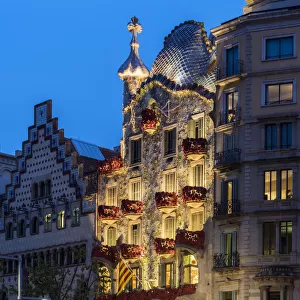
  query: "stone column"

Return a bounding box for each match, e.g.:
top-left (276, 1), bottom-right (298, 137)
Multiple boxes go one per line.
top-left (280, 285), bottom-right (286, 300)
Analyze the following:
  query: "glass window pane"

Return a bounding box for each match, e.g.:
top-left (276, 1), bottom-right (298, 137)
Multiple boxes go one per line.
top-left (280, 37), bottom-right (293, 58)
top-left (266, 85), bottom-right (279, 104)
top-left (266, 38), bottom-right (279, 59)
top-left (280, 83), bottom-right (293, 103)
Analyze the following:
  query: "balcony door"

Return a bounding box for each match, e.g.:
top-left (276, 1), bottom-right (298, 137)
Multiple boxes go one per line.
top-left (221, 179), bottom-right (238, 214)
top-left (226, 46), bottom-right (239, 77)
top-left (221, 232), bottom-right (237, 267)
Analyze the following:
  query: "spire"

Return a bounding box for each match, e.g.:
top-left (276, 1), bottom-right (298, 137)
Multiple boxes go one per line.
top-left (118, 17), bottom-right (149, 81)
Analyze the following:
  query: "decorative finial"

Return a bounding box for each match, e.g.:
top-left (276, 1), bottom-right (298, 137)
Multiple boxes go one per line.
top-left (127, 16), bottom-right (142, 35)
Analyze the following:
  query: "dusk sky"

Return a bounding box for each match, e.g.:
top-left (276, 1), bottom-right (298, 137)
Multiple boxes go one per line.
top-left (0, 0), bottom-right (242, 155)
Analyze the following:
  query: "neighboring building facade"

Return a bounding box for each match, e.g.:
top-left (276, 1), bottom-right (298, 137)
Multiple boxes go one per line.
top-left (0, 100), bottom-right (117, 299)
top-left (93, 17), bottom-right (216, 299)
top-left (211, 0), bottom-right (300, 299)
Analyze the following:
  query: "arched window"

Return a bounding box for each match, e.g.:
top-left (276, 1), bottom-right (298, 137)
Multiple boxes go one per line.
top-left (31, 216), bottom-right (39, 235)
top-left (5, 222), bottom-right (13, 240)
top-left (57, 211), bottom-right (65, 229)
top-left (44, 213), bottom-right (52, 232)
top-left (59, 248), bottom-right (65, 266)
top-left (18, 219), bottom-right (26, 237)
top-left (72, 207), bottom-right (80, 226)
top-left (32, 183), bottom-right (38, 199)
top-left (66, 247), bottom-right (73, 265)
top-left (40, 181), bottom-right (45, 197)
top-left (46, 180), bottom-right (51, 196)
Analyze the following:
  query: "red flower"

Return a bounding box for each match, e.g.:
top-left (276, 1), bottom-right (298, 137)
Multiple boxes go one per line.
top-left (182, 138), bottom-right (207, 157)
top-left (182, 186), bottom-right (207, 202)
top-left (155, 192), bottom-right (178, 208)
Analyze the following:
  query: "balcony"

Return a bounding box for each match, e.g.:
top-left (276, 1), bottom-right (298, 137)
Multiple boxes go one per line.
top-left (254, 266), bottom-right (296, 280)
top-left (219, 107), bottom-right (241, 126)
top-left (98, 157), bottom-right (124, 176)
top-left (98, 205), bottom-right (119, 225)
top-left (120, 244), bottom-right (144, 261)
top-left (213, 252), bottom-right (240, 269)
top-left (182, 138), bottom-right (207, 161)
top-left (214, 199), bottom-right (240, 217)
top-left (182, 186), bottom-right (207, 208)
top-left (155, 192), bottom-right (178, 214)
top-left (175, 229), bottom-right (205, 251)
top-left (141, 108), bottom-right (159, 135)
top-left (215, 148), bottom-right (241, 169)
top-left (217, 60), bottom-right (244, 84)
top-left (92, 245), bottom-right (118, 264)
top-left (121, 199), bottom-right (143, 220)
top-left (154, 238), bottom-right (175, 257)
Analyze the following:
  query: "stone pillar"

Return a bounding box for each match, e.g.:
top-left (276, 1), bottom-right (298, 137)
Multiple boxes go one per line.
top-left (280, 285), bottom-right (286, 300)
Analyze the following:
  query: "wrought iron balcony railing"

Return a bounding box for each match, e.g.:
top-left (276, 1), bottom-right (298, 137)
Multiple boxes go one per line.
top-left (219, 107), bottom-right (241, 126)
top-left (213, 252), bottom-right (240, 269)
top-left (217, 60), bottom-right (244, 81)
top-left (214, 199), bottom-right (240, 217)
top-left (215, 148), bottom-right (241, 168)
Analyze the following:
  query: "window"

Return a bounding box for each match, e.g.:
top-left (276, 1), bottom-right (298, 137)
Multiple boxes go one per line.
top-left (107, 186), bottom-right (118, 206)
top-left (131, 224), bottom-right (140, 245)
top-left (161, 263), bottom-right (174, 288)
top-left (188, 117), bottom-right (205, 138)
top-left (126, 267), bottom-right (141, 291)
top-left (31, 216), bottom-right (39, 235)
top-left (223, 133), bottom-right (235, 151)
top-left (44, 213), bottom-right (52, 232)
top-left (59, 248), bottom-right (65, 266)
top-left (66, 247), bottom-right (73, 265)
top-left (269, 291), bottom-right (280, 300)
top-left (164, 172), bottom-right (176, 193)
top-left (164, 127), bottom-right (176, 156)
top-left (130, 138), bottom-right (141, 165)
top-left (46, 180), bottom-right (51, 196)
top-left (222, 91), bottom-right (239, 124)
top-left (164, 217), bottom-right (175, 239)
top-left (32, 183), bottom-right (39, 199)
top-left (183, 254), bottom-right (198, 284)
top-left (18, 219), bottom-right (26, 237)
top-left (264, 170), bottom-right (293, 200)
top-left (280, 123), bottom-right (292, 149)
top-left (226, 46), bottom-right (239, 77)
top-left (220, 291), bottom-right (237, 300)
top-left (191, 165), bottom-right (204, 187)
top-left (265, 82), bottom-right (294, 105)
top-left (265, 36), bottom-right (294, 60)
top-left (5, 222), bottom-right (13, 240)
top-left (57, 211), bottom-right (65, 229)
top-left (107, 227), bottom-right (116, 246)
top-left (40, 181), bottom-right (45, 197)
top-left (130, 180), bottom-right (141, 201)
top-left (191, 212), bottom-right (203, 231)
top-left (265, 124), bottom-right (277, 150)
top-left (263, 222), bottom-right (276, 255)
top-left (72, 208), bottom-right (80, 226)
top-left (220, 232), bottom-right (238, 267)
top-left (221, 180), bottom-right (238, 214)
top-left (280, 221), bottom-right (292, 254)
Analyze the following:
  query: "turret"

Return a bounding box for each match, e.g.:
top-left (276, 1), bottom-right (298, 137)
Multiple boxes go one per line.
top-left (118, 17), bottom-right (149, 107)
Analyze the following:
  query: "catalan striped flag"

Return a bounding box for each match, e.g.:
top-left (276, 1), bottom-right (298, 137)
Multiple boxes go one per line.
top-left (117, 259), bottom-right (133, 295)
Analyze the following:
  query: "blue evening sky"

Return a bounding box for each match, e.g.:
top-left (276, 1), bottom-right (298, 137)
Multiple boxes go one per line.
top-left (0, 0), bottom-right (243, 155)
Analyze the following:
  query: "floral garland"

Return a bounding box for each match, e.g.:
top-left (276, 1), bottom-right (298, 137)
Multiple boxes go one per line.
top-left (182, 138), bottom-right (207, 157)
top-left (99, 157), bottom-right (124, 175)
top-left (120, 244), bottom-right (144, 259)
top-left (175, 229), bottom-right (205, 249)
top-left (141, 108), bottom-right (159, 132)
top-left (92, 245), bottom-right (119, 264)
top-left (98, 205), bottom-right (120, 219)
top-left (182, 186), bottom-right (207, 202)
top-left (121, 200), bottom-right (143, 214)
top-left (154, 238), bottom-right (175, 254)
top-left (155, 192), bottom-right (178, 208)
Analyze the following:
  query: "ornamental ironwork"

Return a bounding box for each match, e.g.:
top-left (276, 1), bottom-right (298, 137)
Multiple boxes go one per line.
top-left (217, 59), bottom-right (244, 80)
top-left (175, 229), bottom-right (205, 249)
top-left (182, 186), bottom-right (207, 203)
top-left (219, 106), bottom-right (241, 126)
top-left (215, 148), bottom-right (241, 168)
top-left (213, 252), bottom-right (240, 269)
top-left (214, 200), bottom-right (240, 217)
top-left (182, 138), bottom-right (207, 158)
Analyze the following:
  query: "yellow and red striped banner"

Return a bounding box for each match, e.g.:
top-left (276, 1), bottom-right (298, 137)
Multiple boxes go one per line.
top-left (117, 260), bottom-right (133, 295)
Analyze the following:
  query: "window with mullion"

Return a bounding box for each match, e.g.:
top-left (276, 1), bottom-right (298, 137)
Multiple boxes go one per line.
top-left (280, 123), bottom-right (292, 149)
top-left (127, 267), bottom-right (141, 291)
top-left (226, 46), bottom-right (239, 76)
top-left (131, 224), bottom-right (140, 245)
top-left (164, 217), bottom-right (175, 239)
top-left (225, 91), bottom-right (238, 123)
top-left (220, 291), bottom-right (237, 300)
top-left (264, 171), bottom-right (277, 200)
top-left (265, 124), bottom-right (277, 150)
top-left (107, 186), bottom-right (118, 206)
top-left (263, 222), bottom-right (276, 255)
top-left (266, 36), bottom-right (294, 60)
top-left (107, 227), bottom-right (116, 246)
top-left (165, 172), bottom-right (176, 193)
top-left (130, 139), bottom-right (141, 165)
top-left (265, 82), bottom-right (293, 105)
top-left (280, 169), bottom-right (293, 200)
top-left (280, 221), bottom-right (292, 254)
top-left (131, 180), bottom-right (141, 201)
top-left (161, 262), bottom-right (175, 288)
top-left (164, 128), bottom-right (176, 155)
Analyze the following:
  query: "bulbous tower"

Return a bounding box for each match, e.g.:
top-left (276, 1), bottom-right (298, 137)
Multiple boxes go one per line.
top-left (118, 17), bottom-right (149, 107)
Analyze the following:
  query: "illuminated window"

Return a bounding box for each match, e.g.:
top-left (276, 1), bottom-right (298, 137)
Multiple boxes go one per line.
top-left (264, 81), bottom-right (294, 106)
top-left (188, 117), bottom-right (205, 138)
top-left (130, 180), bottom-right (141, 201)
top-left (161, 263), bottom-right (174, 288)
top-left (44, 213), bottom-right (52, 232)
top-left (164, 128), bottom-right (176, 156)
top-left (164, 172), bottom-right (176, 193)
top-left (183, 255), bottom-right (198, 284)
top-left (107, 227), bottom-right (116, 246)
top-left (72, 208), bottom-right (80, 226)
top-left (107, 186), bottom-right (118, 206)
top-left (220, 232), bottom-right (238, 267)
top-left (164, 217), bottom-right (175, 239)
top-left (191, 165), bottom-right (204, 187)
top-left (130, 138), bottom-right (141, 165)
top-left (191, 212), bottom-right (203, 231)
top-left (127, 267), bottom-right (141, 291)
top-left (57, 211), bottom-right (65, 229)
top-left (131, 224), bottom-right (140, 245)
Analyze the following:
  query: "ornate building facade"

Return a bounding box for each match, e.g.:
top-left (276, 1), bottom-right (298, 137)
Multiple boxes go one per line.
top-left (0, 100), bottom-right (118, 299)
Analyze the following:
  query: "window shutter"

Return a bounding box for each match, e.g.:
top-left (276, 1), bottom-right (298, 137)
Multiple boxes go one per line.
top-left (164, 131), bottom-right (168, 155)
top-left (160, 264), bottom-right (165, 287)
top-left (232, 231), bottom-right (237, 252)
top-left (188, 120), bottom-right (195, 138)
top-left (220, 232), bottom-right (225, 253)
top-left (171, 129), bottom-right (176, 152)
top-left (172, 262), bottom-right (176, 287)
top-left (130, 140), bottom-right (134, 164)
top-left (219, 292), bottom-right (223, 300)
top-left (232, 291), bottom-right (237, 300)
top-left (137, 139), bottom-right (141, 162)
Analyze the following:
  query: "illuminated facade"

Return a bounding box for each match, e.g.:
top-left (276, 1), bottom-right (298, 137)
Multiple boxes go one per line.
top-left (94, 17), bottom-right (216, 299)
top-left (0, 100), bottom-right (118, 299)
top-left (212, 0), bottom-right (300, 299)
